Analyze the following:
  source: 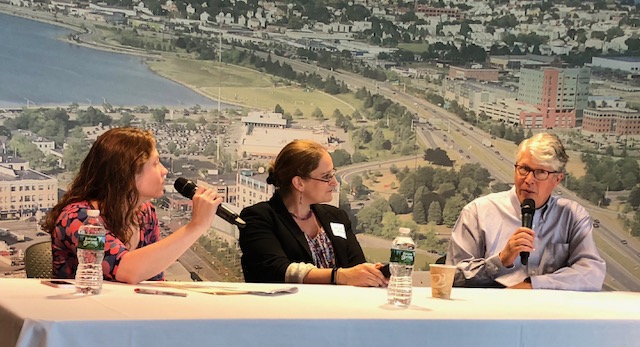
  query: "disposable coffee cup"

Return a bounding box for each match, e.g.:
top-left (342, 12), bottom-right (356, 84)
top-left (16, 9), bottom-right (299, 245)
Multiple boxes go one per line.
top-left (430, 264), bottom-right (456, 299)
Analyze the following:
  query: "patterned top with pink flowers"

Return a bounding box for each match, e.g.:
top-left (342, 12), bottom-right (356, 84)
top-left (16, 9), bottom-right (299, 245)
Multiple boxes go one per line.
top-left (51, 201), bottom-right (163, 281)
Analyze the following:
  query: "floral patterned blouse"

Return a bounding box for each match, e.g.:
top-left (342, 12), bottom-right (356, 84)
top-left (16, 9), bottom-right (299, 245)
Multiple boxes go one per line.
top-left (304, 227), bottom-right (336, 269)
top-left (51, 201), bottom-right (164, 281)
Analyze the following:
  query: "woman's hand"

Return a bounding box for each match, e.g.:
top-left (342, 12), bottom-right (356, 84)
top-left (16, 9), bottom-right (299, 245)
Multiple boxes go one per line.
top-left (337, 263), bottom-right (388, 287)
top-left (188, 187), bottom-right (222, 232)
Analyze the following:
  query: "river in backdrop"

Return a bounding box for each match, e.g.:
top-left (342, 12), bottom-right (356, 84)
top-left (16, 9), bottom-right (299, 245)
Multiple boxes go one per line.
top-left (0, 12), bottom-right (225, 109)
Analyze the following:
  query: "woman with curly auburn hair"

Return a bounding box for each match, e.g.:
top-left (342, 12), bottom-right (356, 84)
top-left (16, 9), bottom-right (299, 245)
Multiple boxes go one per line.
top-left (43, 127), bottom-right (221, 284)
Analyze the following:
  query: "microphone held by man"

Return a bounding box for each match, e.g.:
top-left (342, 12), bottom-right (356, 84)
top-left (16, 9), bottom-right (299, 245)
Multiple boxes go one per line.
top-left (174, 177), bottom-right (247, 229)
top-left (520, 198), bottom-right (535, 266)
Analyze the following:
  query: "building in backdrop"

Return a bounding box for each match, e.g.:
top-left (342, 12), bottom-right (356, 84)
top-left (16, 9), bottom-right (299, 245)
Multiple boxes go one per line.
top-left (489, 54), bottom-right (556, 71)
top-left (591, 56), bottom-right (640, 75)
top-left (517, 66), bottom-right (590, 128)
top-left (448, 65), bottom-right (500, 82)
top-left (443, 79), bottom-right (515, 113)
top-left (477, 99), bottom-right (542, 127)
top-left (0, 155), bottom-right (58, 220)
top-left (240, 112), bottom-right (339, 158)
top-left (582, 108), bottom-right (640, 137)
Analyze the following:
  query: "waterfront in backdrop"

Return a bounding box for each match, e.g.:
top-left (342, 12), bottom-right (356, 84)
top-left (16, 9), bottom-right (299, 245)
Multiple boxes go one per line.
top-left (0, 12), bottom-right (223, 109)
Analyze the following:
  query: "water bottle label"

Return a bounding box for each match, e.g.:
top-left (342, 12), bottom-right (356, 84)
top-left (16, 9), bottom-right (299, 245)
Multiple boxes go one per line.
top-left (390, 249), bottom-right (415, 265)
top-left (78, 234), bottom-right (105, 251)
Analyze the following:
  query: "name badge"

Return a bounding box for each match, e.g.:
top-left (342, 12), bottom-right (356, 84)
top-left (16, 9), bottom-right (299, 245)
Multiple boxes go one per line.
top-left (330, 223), bottom-right (346, 239)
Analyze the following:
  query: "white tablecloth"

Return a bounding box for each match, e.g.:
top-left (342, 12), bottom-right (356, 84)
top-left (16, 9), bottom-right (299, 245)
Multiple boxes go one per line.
top-left (1, 278), bottom-right (639, 347)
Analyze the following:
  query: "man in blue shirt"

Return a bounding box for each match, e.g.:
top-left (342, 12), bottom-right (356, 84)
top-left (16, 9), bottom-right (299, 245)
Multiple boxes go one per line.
top-left (446, 133), bottom-right (606, 291)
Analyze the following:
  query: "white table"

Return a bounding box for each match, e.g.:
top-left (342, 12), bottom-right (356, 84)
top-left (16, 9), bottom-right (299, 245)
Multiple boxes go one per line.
top-left (1, 278), bottom-right (639, 347)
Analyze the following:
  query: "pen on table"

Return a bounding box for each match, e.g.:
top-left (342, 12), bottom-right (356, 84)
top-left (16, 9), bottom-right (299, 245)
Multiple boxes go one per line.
top-left (134, 288), bottom-right (187, 297)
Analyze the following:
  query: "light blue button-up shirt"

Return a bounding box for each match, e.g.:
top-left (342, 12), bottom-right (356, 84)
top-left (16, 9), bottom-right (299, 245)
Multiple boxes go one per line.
top-left (446, 187), bottom-right (606, 291)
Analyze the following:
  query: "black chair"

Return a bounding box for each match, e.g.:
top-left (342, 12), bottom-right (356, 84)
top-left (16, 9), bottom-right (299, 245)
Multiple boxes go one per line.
top-left (24, 241), bottom-right (52, 278)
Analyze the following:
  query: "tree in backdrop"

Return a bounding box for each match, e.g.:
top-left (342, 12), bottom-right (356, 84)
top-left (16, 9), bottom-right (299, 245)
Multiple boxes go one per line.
top-left (282, 112), bottom-right (293, 125)
top-left (4, 108), bottom-right (70, 146)
top-left (330, 149), bottom-right (352, 167)
top-left (442, 194), bottom-right (468, 227)
top-left (628, 186), bottom-right (640, 210)
top-left (338, 190), bottom-right (358, 231)
top-left (427, 201), bottom-right (443, 225)
top-left (323, 76), bottom-right (341, 94)
top-left (458, 163), bottom-right (491, 189)
top-left (352, 127), bottom-right (372, 148)
top-left (8, 134), bottom-right (45, 167)
top-left (513, 127), bottom-right (525, 145)
top-left (437, 182), bottom-right (456, 199)
top-left (433, 168), bottom-right (458, 188)
top-left (76, 107), bottom-right (113, 126)
top-left (167, 141), bottom-right (178, 155)
top-left (381, 212), bottom-right (420, 244)
top-left (398, 174), bottom-right (416, 199)
top-left (187, 143), bottom-right (200, 155)
top-left (412, 199), bottom-right (427, 224)
top-left (63, 129), bottom-right (90, 173)
top-left (152, 107), bottom-right (168, 123)
top-left (311, 107), bottom-right (324, 120)
top-left (424, 148), bottom-right (454, 166)
top-left (350, 175), bottom-right (367, 197)
top-left (117, 112), bottom-right (135, 127)
top-left (582, 153), bottom-right (639, 192)
top-left (458, 177), bottom-right (480, 199)
top-left (333, 109), bottom-right (345, 125)
top-left (414, 166), bottom-right (437, 191)
top-left (371, 129), bottom-right (387, 150)
top-left (492, 182), bottom-right (512, 193)
top-left (576, 174), bottom-right (607, 206)
top-left (203, 141), bottom-right (217, 156)
top-left (389, 193), bottom-right (410, 214)
top-left (356, 198), bottom-right (391, 235)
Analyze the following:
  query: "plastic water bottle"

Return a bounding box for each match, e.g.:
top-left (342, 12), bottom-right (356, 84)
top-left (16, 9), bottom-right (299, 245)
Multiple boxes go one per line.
top-left (75, 209), bottom-right (106, 295)
top-left (387, 227), bottom-right (416, 307)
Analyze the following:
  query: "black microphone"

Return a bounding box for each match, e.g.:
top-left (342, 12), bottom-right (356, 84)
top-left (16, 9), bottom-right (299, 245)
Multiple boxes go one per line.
top-left (174, 177), bottom-right (246, 229)
top-left (520, 198), bottom-right (535, 266)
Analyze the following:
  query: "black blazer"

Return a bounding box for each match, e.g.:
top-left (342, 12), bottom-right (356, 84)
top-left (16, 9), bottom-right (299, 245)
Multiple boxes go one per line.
top-left (239, 192), bottom-right (366, 283)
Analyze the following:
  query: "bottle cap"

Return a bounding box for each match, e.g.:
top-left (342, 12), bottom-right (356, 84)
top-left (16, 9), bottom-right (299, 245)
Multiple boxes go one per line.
top-left (87, 209), bottom-right (100, 217)
top-left (399, 227), bottom-right (410, 234)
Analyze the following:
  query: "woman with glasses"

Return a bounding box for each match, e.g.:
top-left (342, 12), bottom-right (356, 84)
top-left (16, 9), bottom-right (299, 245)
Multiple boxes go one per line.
top-left (43, 127), bottom-right (222, 284)
top-left (239, 139), bottom-right (387, 286)
top-left (446, 133), bottom-right (605, 291)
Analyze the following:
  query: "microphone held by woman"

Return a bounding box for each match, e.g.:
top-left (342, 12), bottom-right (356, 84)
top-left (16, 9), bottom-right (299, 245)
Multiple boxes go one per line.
top-left (174, 177), bottom-right (246, 228)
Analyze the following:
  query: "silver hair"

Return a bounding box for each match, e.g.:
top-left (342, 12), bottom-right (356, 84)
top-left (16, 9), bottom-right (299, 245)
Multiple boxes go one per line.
top-left (515, 133), bottom-right (569, 172)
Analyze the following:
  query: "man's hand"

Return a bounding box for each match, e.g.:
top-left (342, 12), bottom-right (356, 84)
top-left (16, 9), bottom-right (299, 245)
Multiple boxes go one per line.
top-left (499, 227), bottom-right (535, 267)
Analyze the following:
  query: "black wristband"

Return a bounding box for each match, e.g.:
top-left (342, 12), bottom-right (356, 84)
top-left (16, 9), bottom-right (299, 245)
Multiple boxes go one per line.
top-left (330, 267), bottom-right (338, 285)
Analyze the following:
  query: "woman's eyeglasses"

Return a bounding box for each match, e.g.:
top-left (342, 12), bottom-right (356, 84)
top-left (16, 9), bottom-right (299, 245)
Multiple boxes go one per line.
top-left (306, 170), bottom-right (337, 183)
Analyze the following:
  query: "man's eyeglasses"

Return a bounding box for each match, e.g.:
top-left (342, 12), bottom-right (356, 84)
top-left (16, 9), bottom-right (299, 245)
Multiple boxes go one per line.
top-left (307, 169), bottom-right (337, 183)
top-left (514, 165), bottom-right (560, 181)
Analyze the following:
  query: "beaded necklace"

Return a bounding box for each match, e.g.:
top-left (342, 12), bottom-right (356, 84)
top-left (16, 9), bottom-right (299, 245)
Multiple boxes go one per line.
top-left (290, 209), bottom-right (314, 221)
